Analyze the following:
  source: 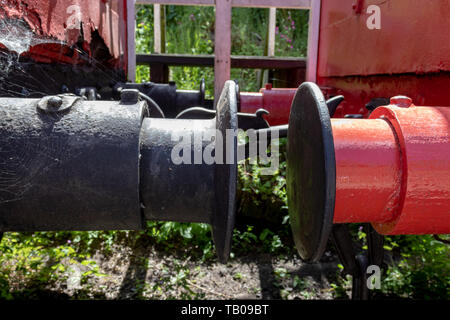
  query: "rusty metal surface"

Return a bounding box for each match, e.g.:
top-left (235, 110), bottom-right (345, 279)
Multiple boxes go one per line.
top-left (0, 0), bottom-right (128, 71)
top-left (320, 73), bottom-right (450, 118)
top-left (315, 0), bottom-right (450, 117)
top-left (318, 0), bottom-right (450, 77)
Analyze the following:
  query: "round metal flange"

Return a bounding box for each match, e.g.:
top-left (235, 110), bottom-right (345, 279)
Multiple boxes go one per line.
top-left (212, 80), bottom-right (238, 263)
top-left (287, 82), bottom-right (336, 263)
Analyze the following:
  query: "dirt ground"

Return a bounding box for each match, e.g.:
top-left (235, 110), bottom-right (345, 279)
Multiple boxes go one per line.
top-left (41, 240), bottom-right (346, 300)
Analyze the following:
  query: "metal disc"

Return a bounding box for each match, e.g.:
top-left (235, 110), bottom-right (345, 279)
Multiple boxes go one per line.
top-left (287, 82), bottom-right (336, 262)
top-left (212, 81), bottom-right (238, 263)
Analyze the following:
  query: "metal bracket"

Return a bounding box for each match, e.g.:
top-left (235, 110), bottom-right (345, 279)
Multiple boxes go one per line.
top-left (176, 107), bottom-right (270, 131)
top-left (331, 223), bottom-right (384, 300)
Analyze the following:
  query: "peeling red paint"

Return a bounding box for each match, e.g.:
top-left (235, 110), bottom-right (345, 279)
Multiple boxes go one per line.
top-left (0, 0), bottom-right (128, 71)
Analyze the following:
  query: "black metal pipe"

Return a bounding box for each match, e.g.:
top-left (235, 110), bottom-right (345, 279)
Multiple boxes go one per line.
top-left (255, 125), bottom-right (288, 139)
top-left (115, 80), bottom-right (213, 118)
top-left (0, 94), bottom-right (148, 231)
top-left (0, 81), bottom-right (238, 263)
top-left (140, 117), bottom-right (216, 223)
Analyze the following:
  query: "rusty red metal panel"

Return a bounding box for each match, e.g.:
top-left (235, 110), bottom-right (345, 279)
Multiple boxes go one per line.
top-left (0, 0), bottom-right (128, 72)
top-left (318, 0), bottom-right (450, 77)
top-left (315, 0), bottom-right (450, 117)
top-left (322, 73), bottom-right (450, 118)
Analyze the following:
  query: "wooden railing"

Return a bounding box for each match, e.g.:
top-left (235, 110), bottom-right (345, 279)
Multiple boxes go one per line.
top-left (136, 53), bottom-right (307, 84)
top-left (127, 0), bottom-right (321, 99)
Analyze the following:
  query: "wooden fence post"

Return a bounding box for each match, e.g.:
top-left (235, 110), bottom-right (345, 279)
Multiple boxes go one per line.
top-left (261, 7), bottom-right (276, 86)
top-left (151, 4), bottom-right (169, 82)
top-left (127, 0), bottom-right (136, 82)
top-left (214, 0), bottom-right (232, 102)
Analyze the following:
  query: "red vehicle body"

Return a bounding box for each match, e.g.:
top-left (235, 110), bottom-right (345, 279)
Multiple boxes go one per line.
top-left (241, 0), bottom-right (450, 124)
top-left (317, 0), bottom-right (450, 118)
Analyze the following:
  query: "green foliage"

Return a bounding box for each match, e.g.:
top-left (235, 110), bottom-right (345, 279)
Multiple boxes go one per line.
top-left (135, 5), bottom-right (215, 96)
top-left (135, 5), bottom-right (309, 94)
top-left (0, 232), bottom-right (107, 299)
top-left (381, 235), bottom-right (450, 299)
top-left (238, 138), bottom-right (288, 223)
top-left (144, 221), bottom-right (215, 261)
top-left (330, 228), bottom-right (450, 299)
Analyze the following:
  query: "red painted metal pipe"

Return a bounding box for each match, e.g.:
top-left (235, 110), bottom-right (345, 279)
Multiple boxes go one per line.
top-left (240, 84), bottom-right (296, 126)
top-left (333, 118), bottom-right (401, 224)
top-left (332, 96), bottom-right (450, 235)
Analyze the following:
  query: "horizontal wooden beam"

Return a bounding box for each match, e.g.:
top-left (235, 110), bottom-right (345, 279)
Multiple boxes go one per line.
top-left (231, 55), bottom-right (306, 69)
top-left (232, 0), bottom-right (310, 8)
top-left (135, 0), bottom-right (311, 9)
top-left (136, 53), bottom-right (306, 69)
top-left (136, 0), bottom-right (213, 6)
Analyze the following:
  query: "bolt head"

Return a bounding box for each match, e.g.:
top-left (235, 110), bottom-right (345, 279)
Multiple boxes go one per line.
top-left (37, 94), bottom-right (79, 114)
top-left (47, 96), bottom-right (63, 109)
top-left (120, 89), bottom-right (140, 105)
top-left (390, 96), bottom-right (413, 108)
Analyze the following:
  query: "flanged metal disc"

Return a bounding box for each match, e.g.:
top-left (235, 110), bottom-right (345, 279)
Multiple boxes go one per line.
top-left (287, 82), bottom-right (336, 263)
top-left (212, 80), bottom-right (238, 263)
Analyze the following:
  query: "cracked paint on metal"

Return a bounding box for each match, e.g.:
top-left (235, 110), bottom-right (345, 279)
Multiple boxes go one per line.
top-left (0, 0), bottom-right (128, 71)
